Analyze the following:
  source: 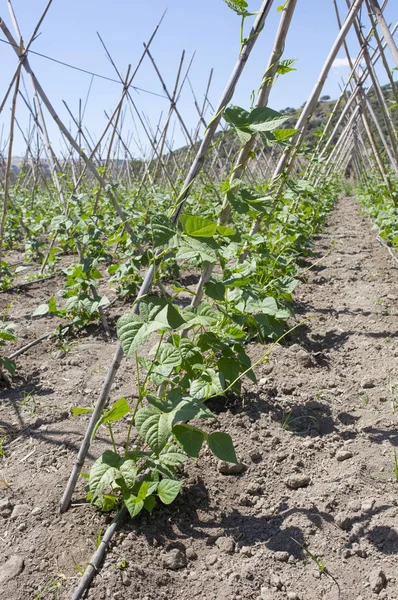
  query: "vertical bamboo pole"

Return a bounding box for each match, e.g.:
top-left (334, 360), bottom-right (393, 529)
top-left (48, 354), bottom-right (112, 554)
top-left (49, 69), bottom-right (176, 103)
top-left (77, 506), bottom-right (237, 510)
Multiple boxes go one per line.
top-left (0, 65), bottom-right (20, 274)
top-left (246, 0), bottom-right (365, 241)
top-left (368, 0), bottom-right (398, 68)
top-left (189, 0), bottom-right (298, 309)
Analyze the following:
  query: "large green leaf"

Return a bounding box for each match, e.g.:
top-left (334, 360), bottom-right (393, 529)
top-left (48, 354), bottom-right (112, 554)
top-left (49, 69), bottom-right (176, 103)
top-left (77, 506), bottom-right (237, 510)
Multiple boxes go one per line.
top-left (173, 397), bottom-right (214, 422)
top-left (180, 215), bottom-right (217, 238)
top-left (117, 300), bottom-right (185, 357)
top-left (190, 369), bottom-right (224, 400)
top-left (173, 424), bottom-right (205, 458)
top-left (157, 479), bottom-right (182, 504)
top-left (204, 281), bottom-right (226, 301)
top-left (208, 432), bottom-right (237, 463)
top-left (135, 407), bottom-right (173, 454)
top-left (273, 128), bottom-right (297, 141)
top-left (154, 344), bottom-right (182, 377)
top-left (119, 459), bottom-right (137, 490)
top-left (151, 215), bottom-right (177, 246)
top-left (247, 106), bottom-right (287, 132)
top-left (181, 302), bottom-right (219, 328)
top-left (117, 313), bottom-right (147, 356)
top-left (89, 450), bottom-right (122, 497)
top-left (245, 296), bottom-right (278, 315)
top-left (177, 236), bottom-right (217, 264)
top-left (123, 491), bottom-right (144, 517)
top-left (159, 444), bottom-right (188, 466)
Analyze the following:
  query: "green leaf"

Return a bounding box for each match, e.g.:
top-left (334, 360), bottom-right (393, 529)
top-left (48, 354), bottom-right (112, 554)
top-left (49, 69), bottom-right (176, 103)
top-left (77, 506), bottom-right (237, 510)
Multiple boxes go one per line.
top-left (102, 494), bottom-right (118, 512)
top-left (92, 398), bottom-right (130, 440)
top-left (154, 344), bottom-right (182, 376)
top-left (157, 479), bottom-right (182, 504)
top-left (173, 424), bottom-right (205, 458)
top-left (119, 459), bottom-right (137, 489)
top-left (143, 495), bottom-right (156, 513)
top-left (276, 58), bottom-right (297, 74)
top-left (181, 302), bottom-right (219, 328)
top-left (48, 296), bottom-right (57, 313)
top-left (72, 406), bottom-right (94, 416)
top-left (32, 303), bottom-right (49, 317)
top-left (102, 397), bottom-right (130, 423)
top-left (151, 303), bottom-right (186, 330)
top-left (224, 106), bottom-right (250, 128)
top-left (204, 281), bottom-right (226, 301)
top-left (190, 369), bottom-right (224, 400)
top-left (223, 0), bottom-right (249, 15)
top-left (217, 356), bottom-right (241, 384)
top-left (207, 432), bottom-right (237, 463)
top-left (151, 215), bottom-right (177, 246)
top-left (135, 407), bottom-right (173, 454)
top-left (177, 236), bottom-right (217, 264)
top-left (216, 224), bottom-right (236, 236)
top-left (273, 128), bottom-right (297, 141)
top-left (123, 492), bottom-right (144, 517)
top-left (1, 357), bottom-right (15, 376)
top-left (117, 312), bottom-right (146, 356)
top-left (137, 481), bottom-right (149, 501)
top-left (180, 215), bottom-right (217, 238)
top-left (179, 339), bottom-right (203, 368)
top-left (245, 296), bottom-right (278, 315)
top-left (89, 450), bottom-right (122, 498)
top-left (247, 107), bottom-right (287, 132)
top-left (159, 445), bottom-right (188, 466)
top-left (173, 397), bottom-right (214, 423)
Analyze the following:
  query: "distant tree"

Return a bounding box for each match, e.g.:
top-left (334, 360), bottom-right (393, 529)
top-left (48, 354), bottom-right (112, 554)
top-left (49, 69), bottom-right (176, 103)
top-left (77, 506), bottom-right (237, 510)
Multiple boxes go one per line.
top-left (320, 95), bottom-right (331, 102)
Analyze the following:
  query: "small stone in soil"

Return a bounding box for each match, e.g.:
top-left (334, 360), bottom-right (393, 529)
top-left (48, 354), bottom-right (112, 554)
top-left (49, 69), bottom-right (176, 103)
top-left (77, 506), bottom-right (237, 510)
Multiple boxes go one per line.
top-left (0, 497), bottom-right (12, 518)
top-left (362, 378), bottom-right (376, 389)
top-left (270, 572), bottom-right (283, 590)
top-left (246, 482), bottom-right (263, 495)
top-left (162, 549), bottom-right (187, 570)
top-left (361, 499), bottom-right (375, 512)
top-left (335, 512), bottom-right (351, 530)
top-left (287, 593), bottom-right (300, 600)
top-left (260, 587), bottom-right (273, 600)
top-left (0, 555), bottom-right (24, 585)
top-left (369, 568), bottom-right (387, 594)
top-left (285, 474), bottom-right (311, 489)
top-left (296, 350), bottom-right (313, 368)
top-left (274, 551), bottom-right (289, 563)
top-left (216, 537), bottom-right (235, 554)
top-left (218, 461), bottom-right (245, 474)
top-left (186, 547), bottom-right (197, 560)
top-left (206, 554), bottom-right (218, 566)
top-left (10, 504), bottom-right (30, 519)
top-left (336, 450), bottom-right (353, 462)
top-left (121, 571), bottom-right (131, 586)
top-left (249, 450), bottom-right (262, 462)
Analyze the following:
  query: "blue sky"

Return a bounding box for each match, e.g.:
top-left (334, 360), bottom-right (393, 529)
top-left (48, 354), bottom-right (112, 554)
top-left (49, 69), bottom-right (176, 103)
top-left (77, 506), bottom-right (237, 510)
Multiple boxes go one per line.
top-left (0, 0), bottom-right (396, 156)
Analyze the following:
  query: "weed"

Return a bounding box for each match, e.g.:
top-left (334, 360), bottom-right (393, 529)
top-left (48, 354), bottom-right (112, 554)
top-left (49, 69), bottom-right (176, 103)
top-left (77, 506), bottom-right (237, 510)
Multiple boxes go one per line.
top-left (0, 436), bottom-right (6, 458)
top-left (388, 381), bottom-right (398, 414)
top-left (21, 391), bottom-right (39, 415)
top-left (291, 538), bottom-right (326, 574)
top-left (34, 575), bottom-right (66, 600)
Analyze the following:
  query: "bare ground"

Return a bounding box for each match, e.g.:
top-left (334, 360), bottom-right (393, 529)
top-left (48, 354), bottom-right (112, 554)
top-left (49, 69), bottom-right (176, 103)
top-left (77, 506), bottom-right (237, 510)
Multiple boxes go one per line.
top-left (1, 195), bottom-right (398, 600)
